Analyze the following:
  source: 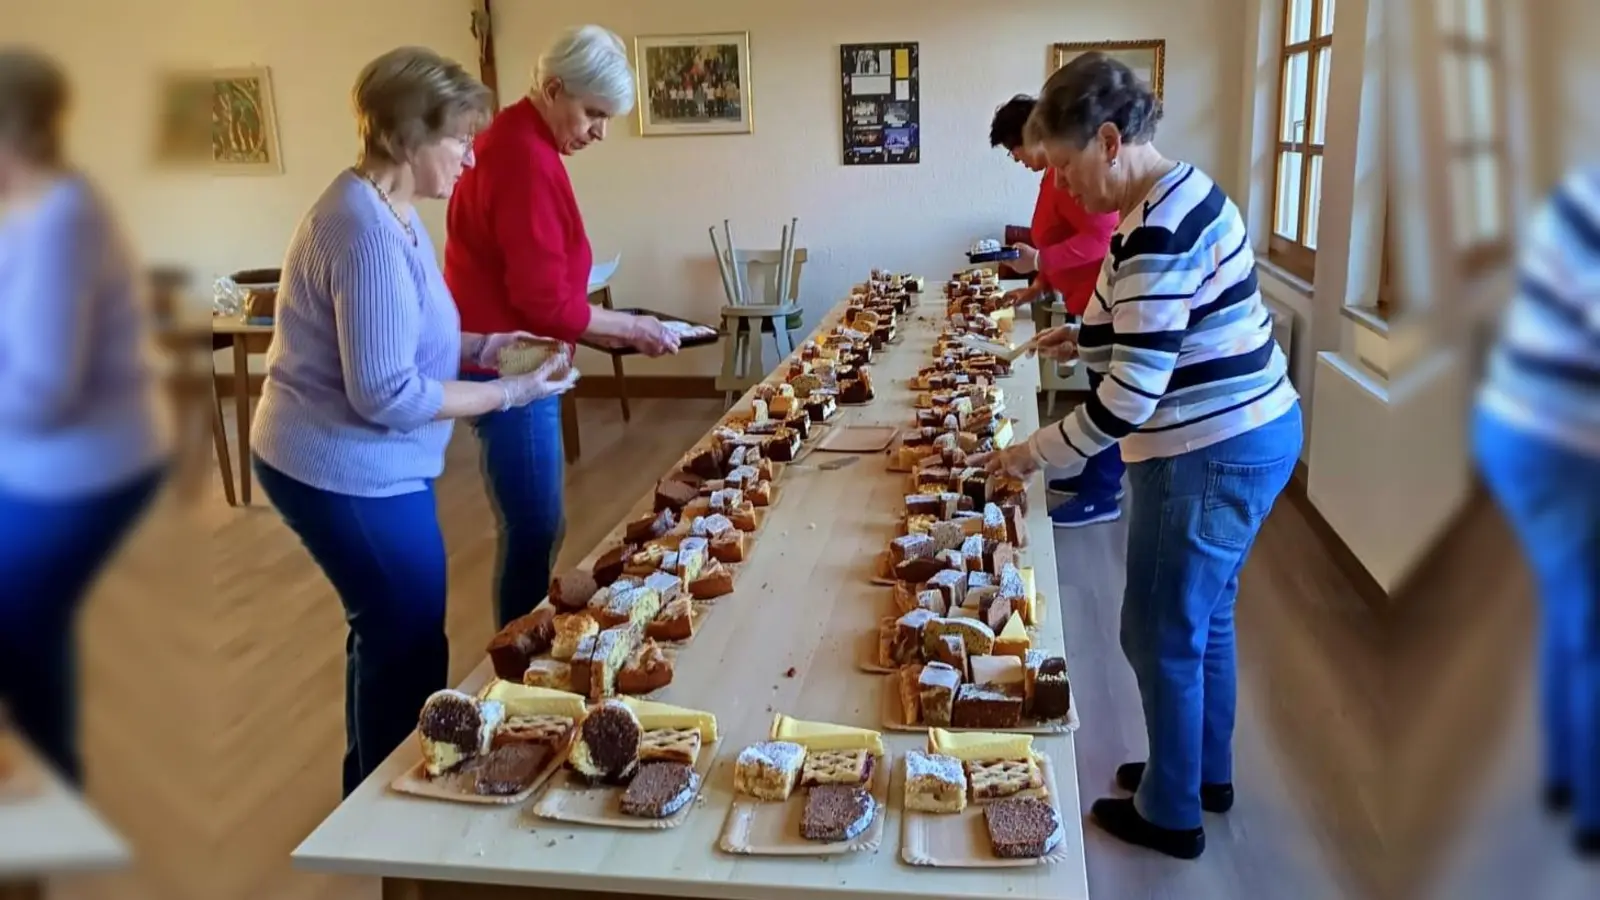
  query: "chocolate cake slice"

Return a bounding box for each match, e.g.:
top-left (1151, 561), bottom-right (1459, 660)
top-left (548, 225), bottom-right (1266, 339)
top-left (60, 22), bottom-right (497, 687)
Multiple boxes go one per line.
top-left (486, 606), bottom-right (556, 681)
top-left (550, 570), bottom-right (599, 612)
top-left (473, 743), bottom-right (550, 796)
top-left (801, 784), bottom-right (877, 842)
top-left (568, 699), bottom-right (642, 785)
top-left (984, 796), bottom-right (1063, 858)
top-left (619, 761), bottom-right (700, 819)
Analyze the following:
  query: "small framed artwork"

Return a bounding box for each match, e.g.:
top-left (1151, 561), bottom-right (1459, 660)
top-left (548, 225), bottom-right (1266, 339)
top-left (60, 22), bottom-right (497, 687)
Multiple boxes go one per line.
top-left (840, 42), bottom-right (919, 165)
top-left (634, 32), bottom-right (754, 136)
top-left (155, 66), bottom-right (284, 174)
top-left (1050, 40), bottom-right (1166, 100)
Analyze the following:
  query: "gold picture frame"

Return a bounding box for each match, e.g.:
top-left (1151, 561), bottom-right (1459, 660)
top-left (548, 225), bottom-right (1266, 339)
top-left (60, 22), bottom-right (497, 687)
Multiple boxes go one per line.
top-left (155, 66), bottom-right (283, 174)
top-left (633, 32), bottom-right (753, 136)
top-left (1050, 40), bottom-right (1166, 100)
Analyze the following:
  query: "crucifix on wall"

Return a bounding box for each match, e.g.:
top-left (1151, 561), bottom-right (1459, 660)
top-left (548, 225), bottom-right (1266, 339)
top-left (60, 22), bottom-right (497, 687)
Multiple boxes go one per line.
top-left (470, 0), bottom-right (499, 107)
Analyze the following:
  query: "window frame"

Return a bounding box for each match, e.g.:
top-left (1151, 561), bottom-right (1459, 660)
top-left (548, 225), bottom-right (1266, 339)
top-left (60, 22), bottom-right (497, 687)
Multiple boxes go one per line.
top-left (1439, 0), bottom-right (1511, 274)
top-left (1268, 0), bottom-right (1335, 282)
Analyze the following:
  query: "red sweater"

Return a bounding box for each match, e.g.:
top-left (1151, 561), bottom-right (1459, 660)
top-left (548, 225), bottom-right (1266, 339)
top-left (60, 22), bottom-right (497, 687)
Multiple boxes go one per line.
top-left (1030, 170), bottom-right (1119, 316)
top-left (445, 98), bottom-right (594, 353)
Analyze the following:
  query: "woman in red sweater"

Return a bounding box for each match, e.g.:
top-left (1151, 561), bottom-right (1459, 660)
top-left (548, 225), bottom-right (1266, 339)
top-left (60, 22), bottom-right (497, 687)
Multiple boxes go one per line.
top-left (988, 94), bottom-right (1125, 529)
top-left (445, 25), bottom-right (678, 627)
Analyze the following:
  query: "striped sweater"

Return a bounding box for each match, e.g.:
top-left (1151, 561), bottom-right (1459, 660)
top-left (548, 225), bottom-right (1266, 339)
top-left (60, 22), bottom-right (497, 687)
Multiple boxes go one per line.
top-left (1030, 163), bottom-right (1298, 472)
top-left (1478, 168), bottom-right (1600, 458)
top-left (252, 170), bottom-right (461, 497)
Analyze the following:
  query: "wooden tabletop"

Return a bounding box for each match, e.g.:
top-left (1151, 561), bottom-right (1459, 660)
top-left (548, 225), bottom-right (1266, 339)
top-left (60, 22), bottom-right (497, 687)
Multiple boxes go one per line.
top-left (292, 288), bottom-right (1090, 900)
top-left (0, 734), bottom-right (130, 880)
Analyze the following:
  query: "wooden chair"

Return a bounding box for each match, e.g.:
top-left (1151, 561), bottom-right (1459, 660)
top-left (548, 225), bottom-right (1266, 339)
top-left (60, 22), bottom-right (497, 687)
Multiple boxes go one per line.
top-left (712, 245), bottom-right (806, 406)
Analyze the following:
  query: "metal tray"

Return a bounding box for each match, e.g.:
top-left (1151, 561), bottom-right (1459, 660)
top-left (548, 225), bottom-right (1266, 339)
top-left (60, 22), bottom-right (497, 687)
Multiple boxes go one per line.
top-left (578, 308), bottom-right (721, 355)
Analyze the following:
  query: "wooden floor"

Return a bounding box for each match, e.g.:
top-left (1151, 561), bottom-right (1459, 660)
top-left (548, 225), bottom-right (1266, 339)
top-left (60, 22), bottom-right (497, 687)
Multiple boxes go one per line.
top-left (34, 397), bottom-right (1595, 900)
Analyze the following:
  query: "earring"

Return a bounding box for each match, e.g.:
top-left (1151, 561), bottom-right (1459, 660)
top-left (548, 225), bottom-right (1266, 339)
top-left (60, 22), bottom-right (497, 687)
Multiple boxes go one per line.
top-left (1109, 158), bottom-right (1120, 169)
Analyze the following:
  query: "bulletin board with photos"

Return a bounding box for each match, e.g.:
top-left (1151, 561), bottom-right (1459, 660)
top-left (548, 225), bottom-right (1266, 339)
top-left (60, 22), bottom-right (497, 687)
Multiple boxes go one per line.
top-left (839, 42), bottom-right (919, 166)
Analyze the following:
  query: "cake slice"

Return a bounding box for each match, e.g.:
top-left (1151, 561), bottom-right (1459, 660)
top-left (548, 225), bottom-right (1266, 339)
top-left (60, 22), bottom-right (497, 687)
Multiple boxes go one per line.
top-left (646, 596), bottom-right (695, 642)
top-left (889, 533), bottom-right (934, 567)
top-left (417, 690), bottom-right (503, 777)
top-left (985, 796), bottom-right (1062, 858)
top-left (550, 570), bottom-right (599, 612)
top-left (689, 561), bottom-right (735, 599)
top-left (926, 568), bottom-right (967, 610)
top-left (622, 544), bottom-right (669, 578)
top-left (568, 699), bottom-right (642, 785)
top-left (918, 662), bottom-right (961, 728)
top-left (981, 502), bottom-right (1008, 543)
top-left (521, 658), bottom-right (572, 691)
top-left (675, 536), bottom-right (709, 583)
top-left (896, 663), bottom-right (924, 726)
top-left (594, 582), bottom-right (662, 632)
top-left (654, 477), bottom-right (701, 513)
top-left (800, 749), bottom-right (874, 787)
top-left (768, 714), bottom-right (885, 757)
top-left (1031, 656), bottom-right (1071, 720)
top-left (625, 508), bottom-right (677, 544)
top-left (890, 608), bottom-right (936, 665)
top-left (931, 633), bottom-right (969, 679)
top-left (616, 639), bottom-right (674, 694)
top-left (915, 589), bottom-right (948, 616)
top-left (637, 727), bottom-right (702, 766)
top-left (549, 613), bottom-right (598, 661)
top-left (733, 741), bottom-right (807, 801)
top-left (994, 612), bottom-right (1029, 658)
top-left (571, 626), bottom-right (638, 701)
top-left (904, 750), bottom-right (967, 814)
top-left (473, 743), bottom-right (550, 796)
top-left (1001, 503), bottom-right (1029, 547)
top-left (641, 570), bottom-right (682, 604)
top-left (801, 785), bottom-right (876, 842)
top-left (969, 654), bottom-right (1025, 696)
top-left (921, 616), bottom-right (996, 659)
top-left (592, 543), bottom-right (634, 587)
top-left (969, 755), bottom-right (1047, 802)
top-left (952, 684), bottom-right (1023, 729)
top-left (619, 761), bottom-right (700, 819)
top-left (486, 606), bottom-right (557, 681)
top-left (710, 529), bottom-right (748, 563)
top-left (619, 697), bottom-right (718, 743)
top-left (490, 714), bottom-right (573, 753)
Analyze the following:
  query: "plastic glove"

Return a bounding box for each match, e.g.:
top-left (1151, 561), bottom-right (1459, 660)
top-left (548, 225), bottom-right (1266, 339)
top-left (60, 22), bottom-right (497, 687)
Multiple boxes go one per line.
top-left (629, 316), bottom-right (682, 357)
top-left (474, 331), bottom-right (539, 370)
top-left (1031, 323), bottom-right (1080, 361)
top-left (497, 356), bottom-right (580, 407)
top-left (983, 443), bottom-right (1045, 479)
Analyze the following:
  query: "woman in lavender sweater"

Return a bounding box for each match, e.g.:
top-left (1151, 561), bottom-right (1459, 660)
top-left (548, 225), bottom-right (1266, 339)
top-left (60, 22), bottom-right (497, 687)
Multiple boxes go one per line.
top-left (252, 47), bottom-right (577, 795)
top-left (0, 49), bottom-right (169, 783)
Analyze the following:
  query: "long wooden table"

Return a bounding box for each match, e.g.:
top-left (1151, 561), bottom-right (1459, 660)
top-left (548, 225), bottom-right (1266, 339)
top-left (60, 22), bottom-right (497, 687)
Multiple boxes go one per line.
top-left (0, 734), bottom-right (130, 899)
top-left (293, 287), bottom-right (1090, 900)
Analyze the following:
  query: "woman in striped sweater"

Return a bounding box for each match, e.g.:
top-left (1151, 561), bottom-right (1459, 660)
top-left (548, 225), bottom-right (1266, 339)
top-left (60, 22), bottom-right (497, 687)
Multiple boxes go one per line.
top-left (251, 47), bottom-right (578, 796)
top-left (1473, 168), bottom-right (1600, 855)
top-left (985, 52), bottom-right (1302, 859)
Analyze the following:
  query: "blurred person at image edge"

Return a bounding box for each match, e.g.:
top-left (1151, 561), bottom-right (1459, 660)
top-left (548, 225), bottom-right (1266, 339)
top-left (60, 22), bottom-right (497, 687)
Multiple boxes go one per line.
top-left (445, 24), bottom-right (680, 631)
top-left (250, 47), bottom-right (578, 796)
top-left (983, 52), bottom-right (1301, 860)
top-left (0, 48), bottom-right (170, 783)
top-left (1472, 166), bottom-right (1600, 856)
top-left (987, 93), bottom-right (1123, 529)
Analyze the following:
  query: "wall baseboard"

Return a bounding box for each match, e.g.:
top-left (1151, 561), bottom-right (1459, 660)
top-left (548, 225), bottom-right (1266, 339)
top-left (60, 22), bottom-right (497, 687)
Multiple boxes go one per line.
top-left (1286, 460), bottom-right (1391, 611)
top-left (215, 374), bottom-right (723, 400)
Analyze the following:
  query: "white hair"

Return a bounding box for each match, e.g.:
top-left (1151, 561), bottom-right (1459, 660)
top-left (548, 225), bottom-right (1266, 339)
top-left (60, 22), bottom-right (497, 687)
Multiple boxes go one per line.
top-left (535, 25), bottom-right (635, 115)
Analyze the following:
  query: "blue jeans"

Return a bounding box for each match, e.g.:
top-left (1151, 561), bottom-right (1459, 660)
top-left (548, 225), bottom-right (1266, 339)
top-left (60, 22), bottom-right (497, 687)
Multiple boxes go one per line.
top-left (0, 466), bottom-right (165, 783)
top-left (1473, 408), bottom-right (1600, 830)
top-left (1078, 371), bottom-right (1126, 502)
top-left (1121, 403), bottom-right (1302, 829)
top-left (464, 377), bottom-right (566, 628)
top-left (254, 458), bottom-right (449, 797)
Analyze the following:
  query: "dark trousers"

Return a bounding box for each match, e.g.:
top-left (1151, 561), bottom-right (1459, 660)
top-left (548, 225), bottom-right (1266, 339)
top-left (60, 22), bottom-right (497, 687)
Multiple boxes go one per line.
top-left (0, 466), bottom-right (164, 783)
top-left (254, 458), bottom-right (449, 797)
top-left (1073, 370), bottom-right (1127, 501)
top-left (464, 382), bottom-right (566, 628)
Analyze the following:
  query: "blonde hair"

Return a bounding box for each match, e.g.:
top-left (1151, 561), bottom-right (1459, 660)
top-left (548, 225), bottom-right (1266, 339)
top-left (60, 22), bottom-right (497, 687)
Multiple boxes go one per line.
top-left (0, 46), bottom-right (68, 165)
top-left (353, 46), bottom-right (492, 165)
top-left (535, 25), bottom-right (635, 115)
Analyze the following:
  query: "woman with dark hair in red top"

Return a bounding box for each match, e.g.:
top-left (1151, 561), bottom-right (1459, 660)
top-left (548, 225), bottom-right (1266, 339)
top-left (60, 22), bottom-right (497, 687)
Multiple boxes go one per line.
top-left (445, 25), bottom-right (679, 628)
top-left (987, 93), bottom-right (1125, 530)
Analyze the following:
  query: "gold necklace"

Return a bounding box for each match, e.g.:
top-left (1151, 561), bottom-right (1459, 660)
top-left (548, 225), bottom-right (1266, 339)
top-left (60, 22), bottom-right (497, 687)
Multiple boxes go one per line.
top-left (356, 168), bottom-right (417, 245)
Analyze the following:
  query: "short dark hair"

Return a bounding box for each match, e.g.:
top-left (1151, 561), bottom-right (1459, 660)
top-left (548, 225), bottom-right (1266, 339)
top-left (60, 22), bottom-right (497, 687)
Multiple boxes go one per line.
top-left (1025, 52), bottom-right (1161, 149)
top-left (0, 47), bottom-right (69, 165)
top-left (988, 94), bottom-right (1035, 149)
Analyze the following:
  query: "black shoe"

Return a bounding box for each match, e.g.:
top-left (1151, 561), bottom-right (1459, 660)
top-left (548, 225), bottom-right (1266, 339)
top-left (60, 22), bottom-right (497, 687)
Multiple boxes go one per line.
top-left (1544, 782), bottom-right (1574, 814)
top-left (1576, 828), bottom-right (1600, 858)
top-left (1116, 762), bottom-right (1235, 813)
top-left (1090, 797), bottom-right (1205, 860)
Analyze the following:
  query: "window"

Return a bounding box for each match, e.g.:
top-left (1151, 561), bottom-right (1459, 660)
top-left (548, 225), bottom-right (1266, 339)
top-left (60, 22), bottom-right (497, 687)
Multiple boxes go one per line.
top-left (1269, 0), bottom-right (1335, 282)
top-left (1438, 0), bottom-right (1509, 272)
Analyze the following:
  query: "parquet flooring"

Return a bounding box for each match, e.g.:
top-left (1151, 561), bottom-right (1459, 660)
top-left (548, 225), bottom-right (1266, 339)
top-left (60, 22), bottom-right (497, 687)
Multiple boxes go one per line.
top-left (28, 397), bottom-right (1592, 900)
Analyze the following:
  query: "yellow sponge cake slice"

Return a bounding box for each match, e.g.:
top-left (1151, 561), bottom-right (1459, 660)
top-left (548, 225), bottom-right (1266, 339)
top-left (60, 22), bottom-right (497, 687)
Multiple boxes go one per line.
top-left (618, 696), bottom-right (719, 744)
top-left (927, 728), bottom-right (1033, 762)
top-left (479, 680), bottom-right (587, 720)
top-left (769, 713), bottom-right (885, 757)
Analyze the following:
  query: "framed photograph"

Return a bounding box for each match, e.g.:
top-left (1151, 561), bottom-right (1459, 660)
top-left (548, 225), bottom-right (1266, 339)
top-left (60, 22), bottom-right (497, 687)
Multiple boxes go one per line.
top-left (155, 66), bottom-right (283, 174)
top-left (840, 42), bottom-right (919, 165)
top-left (634, 32), bottom-right (753, 136)
top-left (1050, 40), bottom-right (1166, 100)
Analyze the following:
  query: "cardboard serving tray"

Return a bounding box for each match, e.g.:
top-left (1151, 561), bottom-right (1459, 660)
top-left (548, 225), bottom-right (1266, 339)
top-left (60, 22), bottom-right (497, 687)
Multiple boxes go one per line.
top-left (717, 751), bottom-right (891, 856)
top-left (390, 737), bottom-right (570, 806)
top-left (899, 754), bottom-right (1073, 867)
top-left (530, 740), bottom-right (720, 830)
top-left (858, 621), bottom-right (899, 674)
top-left (880, 673), bottom-right (1079, 735)
top-left (815, 425), bottom-right (899, 454)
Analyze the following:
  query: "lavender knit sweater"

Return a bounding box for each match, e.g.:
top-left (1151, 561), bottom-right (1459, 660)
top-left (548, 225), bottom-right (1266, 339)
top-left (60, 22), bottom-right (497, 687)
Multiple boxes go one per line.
top-left (252, 170), bottom-right (461, 497)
